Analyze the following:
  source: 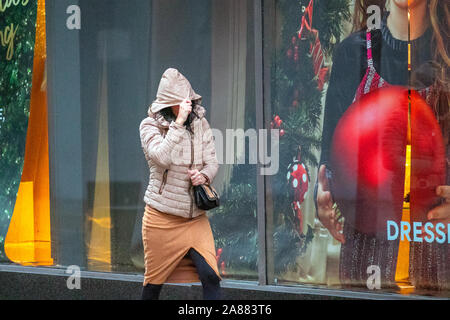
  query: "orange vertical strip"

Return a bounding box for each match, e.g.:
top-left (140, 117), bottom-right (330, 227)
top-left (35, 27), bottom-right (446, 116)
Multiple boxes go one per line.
top-left (5, 0), bottom-right (53, 266)
top-left (395, 145), bottom-right (412, 288)
top-left (395, 4), bottom-right (413, 291)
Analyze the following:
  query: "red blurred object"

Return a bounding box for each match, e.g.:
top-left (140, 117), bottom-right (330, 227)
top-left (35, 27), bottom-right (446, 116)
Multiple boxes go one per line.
top-left (274, 115), bottom-right (280, 124)
top-left (317, 67), bottom-right (328, 91)
top-left (272, 115), bottom-right (283, 129)
top-left (287, 48), bottom-right (293, 59)
top-left (330, 86), bottom-right (446, 236)
top-left (216, 248), bottom-right (223, 262)
top-left (220, 261), bottom-right (226, 276)
top-left (293, 202), bottom-right (303, 234)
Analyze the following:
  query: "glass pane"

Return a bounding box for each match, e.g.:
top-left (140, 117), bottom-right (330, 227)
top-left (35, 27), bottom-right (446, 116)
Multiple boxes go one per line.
top-left (263, 0), bottom-right (449, 296)
top-left (43, 0), bottom-right (259, 280)
top-left (408, 0), bottom-right (449, 291)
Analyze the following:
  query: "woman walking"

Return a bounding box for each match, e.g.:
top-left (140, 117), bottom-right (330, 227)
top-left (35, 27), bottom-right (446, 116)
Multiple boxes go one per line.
top-left (139, 68), bottom-right (221, 300)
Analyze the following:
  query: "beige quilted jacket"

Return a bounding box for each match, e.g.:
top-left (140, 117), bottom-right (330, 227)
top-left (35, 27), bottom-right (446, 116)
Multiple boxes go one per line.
top-left (140, 68), bottom-right (219, 218)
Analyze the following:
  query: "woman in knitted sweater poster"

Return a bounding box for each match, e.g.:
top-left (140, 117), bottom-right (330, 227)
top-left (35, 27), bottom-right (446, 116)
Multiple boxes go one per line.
top-left (316, 0), bottom-right (449, 291)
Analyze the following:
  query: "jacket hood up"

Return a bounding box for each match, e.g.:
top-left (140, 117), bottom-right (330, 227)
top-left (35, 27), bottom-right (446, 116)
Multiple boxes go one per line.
top-left (148, 68), bottom-right (204, 120)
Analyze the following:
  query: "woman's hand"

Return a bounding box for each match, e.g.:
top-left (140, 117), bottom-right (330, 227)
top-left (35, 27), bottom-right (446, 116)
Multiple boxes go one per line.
top-left (424, 186), bottom-right (450, 235)
top-left (317, 165), bottom-right (345, 243)
top-left (175, 96), bottom-right (192, 125)
top-left (188, 169), bottom-right (207, 186)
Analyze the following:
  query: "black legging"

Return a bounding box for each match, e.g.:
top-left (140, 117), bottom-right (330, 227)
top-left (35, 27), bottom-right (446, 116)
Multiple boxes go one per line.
top-left (141, 248), bottom-right (221, 300)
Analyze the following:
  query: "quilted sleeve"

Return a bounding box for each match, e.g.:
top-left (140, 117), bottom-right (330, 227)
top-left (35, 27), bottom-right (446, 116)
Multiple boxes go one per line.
top-left (199, 118), bottom-right (219, 183)
top-left (139, 117), bottom-right (186, 169)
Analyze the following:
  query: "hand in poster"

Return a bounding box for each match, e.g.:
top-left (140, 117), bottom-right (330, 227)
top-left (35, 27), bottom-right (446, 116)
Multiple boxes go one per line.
top-left (425, 186), bottom-right (450, 235)
top-left (317, 165), bottom-right (345, 243)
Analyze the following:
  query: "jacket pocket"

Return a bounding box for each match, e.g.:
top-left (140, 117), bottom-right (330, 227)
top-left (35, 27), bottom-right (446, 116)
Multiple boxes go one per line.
top-left (158, 169), bottom-right (169, 194)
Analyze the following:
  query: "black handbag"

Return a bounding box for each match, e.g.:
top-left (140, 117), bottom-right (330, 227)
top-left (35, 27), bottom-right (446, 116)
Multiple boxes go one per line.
top-left (193, 184), bottom-right (220, 210)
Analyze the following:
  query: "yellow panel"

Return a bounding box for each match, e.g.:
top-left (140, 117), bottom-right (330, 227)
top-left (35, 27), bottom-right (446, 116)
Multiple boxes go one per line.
top-left (87, 53), bottom-right (112, 271)
top-left (5, 182), bottom-right (35, 264)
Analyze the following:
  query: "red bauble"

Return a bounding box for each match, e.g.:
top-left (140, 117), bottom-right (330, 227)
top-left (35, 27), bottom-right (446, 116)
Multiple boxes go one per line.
top-left (287, 160), bottom-right (309, 235)
top-left (280, 129), bottom-right (285, 137)
top-left (274, 115), bottom-right (280, 123)
top-left (287, 162), bottom-right (309, 205)
top-left (330, 86), bottom-right (446, 236)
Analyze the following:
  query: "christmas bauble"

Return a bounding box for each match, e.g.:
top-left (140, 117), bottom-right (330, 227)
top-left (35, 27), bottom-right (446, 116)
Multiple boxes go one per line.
top-left (274, 115), bottom-right (280, 124)
top-left (330, 86), bottom-right (446, 236)
top-left (287, 161), bottom-right (309, 205)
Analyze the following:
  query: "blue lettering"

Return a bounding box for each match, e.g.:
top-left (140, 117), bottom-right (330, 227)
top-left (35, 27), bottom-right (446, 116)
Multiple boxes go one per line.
top-left (435, 223), bottom-right (445, 244)
top-left (424, 222), bottom-right (435, 243)
top-left (413, 222), bottom-right (422, 243)
top-left (387, 221), bottom-right (449, 243)
top-left (387, 220), bottom-right (399, 241)
top-left (400, 221), bottom-right (411, 242)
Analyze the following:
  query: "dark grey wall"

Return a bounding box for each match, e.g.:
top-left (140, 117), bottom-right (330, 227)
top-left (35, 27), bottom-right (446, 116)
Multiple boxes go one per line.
top-left (46, 0), bottom-right (86, 267)
top-left (148, 0), bottom-right (212, 112)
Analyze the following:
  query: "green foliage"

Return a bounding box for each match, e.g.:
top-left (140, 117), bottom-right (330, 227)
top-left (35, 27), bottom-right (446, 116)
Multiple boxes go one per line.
top-left (0, 1), bottom-right (37, 261)
top-left (273, 224), bottom-right (314, 275)
top-left (269, 0), bottom-right (349, 274)
top-left (210, 176), bottom-right (258, 274)
top-left (277, 0), bottom-right (351, 56)
top-left (314, 0), bottom-right (352, 55)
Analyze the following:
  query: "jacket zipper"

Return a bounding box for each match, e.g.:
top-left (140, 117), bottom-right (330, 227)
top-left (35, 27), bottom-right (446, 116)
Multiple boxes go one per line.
top-left (189, 130), bottom-right (194, 219)
top-left (159, 169), bottom-right (168, 194)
